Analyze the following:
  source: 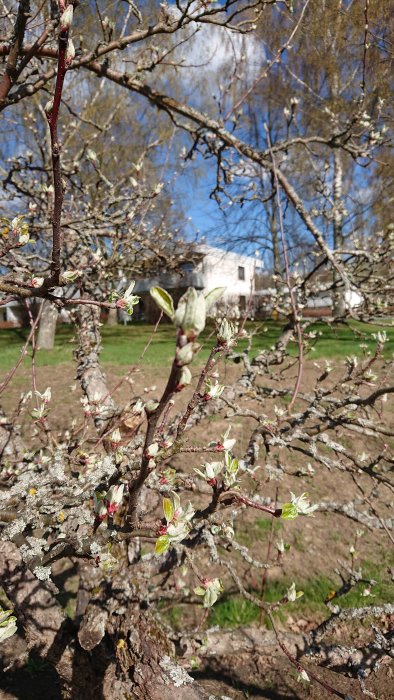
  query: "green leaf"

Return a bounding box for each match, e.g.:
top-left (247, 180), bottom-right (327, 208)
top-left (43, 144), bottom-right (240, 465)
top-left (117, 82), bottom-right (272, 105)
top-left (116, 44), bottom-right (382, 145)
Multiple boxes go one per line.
top-left (280, 503), bottom-right (298, 520)
top-left (0, 610), bottom-right (14, 626)
top-left (178, 288), bottom-right (205, 335)
top-left (150, 287), bottom-right (175, 320)
top-left (204, 287), bottom-right (226, 311)
top-left (163, 497), bottom-right (174, 522)
top-left (155, 535), bottom-right (170, 556)
top-left (204, 588), bottom-right (219, 608)
top-left (171, 491), bottom-right (180, 511)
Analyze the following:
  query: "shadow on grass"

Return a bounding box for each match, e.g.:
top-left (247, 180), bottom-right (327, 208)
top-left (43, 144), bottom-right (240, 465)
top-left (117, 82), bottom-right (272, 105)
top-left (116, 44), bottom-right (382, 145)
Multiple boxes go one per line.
top-left (0, 656), bottom-right (62, 700)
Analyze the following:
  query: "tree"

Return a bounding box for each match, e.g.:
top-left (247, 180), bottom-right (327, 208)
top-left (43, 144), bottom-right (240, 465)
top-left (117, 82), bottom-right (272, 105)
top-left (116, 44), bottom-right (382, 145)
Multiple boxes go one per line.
top-left (193, 0), bottom-right (394, 316)
top-left (0, 2), bottom-right (393, 698)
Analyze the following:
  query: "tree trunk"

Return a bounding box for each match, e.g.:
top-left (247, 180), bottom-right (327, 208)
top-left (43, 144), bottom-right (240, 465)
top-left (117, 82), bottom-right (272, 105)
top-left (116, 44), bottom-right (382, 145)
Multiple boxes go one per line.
top-left (0, 545), bottom-right (214, 700)
top-left (106, 307), bottom-right (118, 325)
top-left (0, 407), bottom-right (25, 465)
top-left (331, 56), bottom-right (346, 317)
top-left (270, 173), bottom-right (281, 280)
top-left (37, 300), bottom-right (58, 350)
top-left (332, 149), bottom-right (346, 316)
top-left (73, 304), bottom-right (117, 433)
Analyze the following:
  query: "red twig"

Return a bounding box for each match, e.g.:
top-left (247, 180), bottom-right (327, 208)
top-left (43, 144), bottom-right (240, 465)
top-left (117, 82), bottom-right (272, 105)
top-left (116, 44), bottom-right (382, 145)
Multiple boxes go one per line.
top-left (25, 301), bottom-right (39, 401)
top-left (219, 491), bottom-right (278, 517)
top-left (46, 3), bottom-right (73, 286)
top-left (267, 610), bottom-right (348, 699)
top-left (259, 485), bottom-right (279, 625)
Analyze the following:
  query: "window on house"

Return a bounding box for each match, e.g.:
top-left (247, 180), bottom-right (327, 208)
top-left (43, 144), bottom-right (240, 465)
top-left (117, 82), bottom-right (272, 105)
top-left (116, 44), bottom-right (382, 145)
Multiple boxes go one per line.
top-left (180, 262), bottom-right (194, 273)
top-left (238, 266), bottom-right (245, 281)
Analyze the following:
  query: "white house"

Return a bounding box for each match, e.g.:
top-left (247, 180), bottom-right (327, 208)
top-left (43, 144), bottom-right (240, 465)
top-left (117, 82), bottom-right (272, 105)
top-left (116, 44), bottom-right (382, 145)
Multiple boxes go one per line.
top-left (197, 244), bottom-right (261, 312)
top-left (134, 245), bottom-right (263, 320)
top-left (0, 300), bottom-right (25, 327)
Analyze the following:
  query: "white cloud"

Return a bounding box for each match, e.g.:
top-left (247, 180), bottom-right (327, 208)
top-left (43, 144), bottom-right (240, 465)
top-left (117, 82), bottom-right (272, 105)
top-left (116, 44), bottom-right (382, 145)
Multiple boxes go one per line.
top-left (178, 23), bottom-right (264, 87)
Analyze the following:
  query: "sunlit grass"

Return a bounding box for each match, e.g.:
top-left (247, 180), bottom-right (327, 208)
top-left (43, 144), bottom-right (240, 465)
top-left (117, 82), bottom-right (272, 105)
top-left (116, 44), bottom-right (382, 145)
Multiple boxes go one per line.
top-left (208, 559), bottom-right (394, 628)
top-left (0, 318), bottom-right (392, 372)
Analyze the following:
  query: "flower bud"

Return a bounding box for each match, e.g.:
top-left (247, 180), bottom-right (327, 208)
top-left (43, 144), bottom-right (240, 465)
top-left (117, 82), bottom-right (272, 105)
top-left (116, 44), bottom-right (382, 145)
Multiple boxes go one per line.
top-left (286, 582), bottom-right (303, 602)
top-left (86, 148), bottom-right (98, 165)
top-left (104, 484), bottom-right (124, 516)
top-left (145, 442), bottom-right (159, 458)
top-left (176, 366), bottom-right (192, 391)
top-left (61, 269), bottom-right (82, 283)
top-left (93, 492), bottom-right (107, 521)
top-left (144, 400), bottom-right (159, 415)
top-left (174, 288), bottom-right (206, 339)
top-left (203, 379), bottom-right (224, 401)
top-left (44, 100), bottom-right (54, 116)
top-left (65, 38), bottom-right (75, 66)
top-left (176, 342), bottom-right (199, 367)
top-left (297, 669), bottom-right (310, 683)
top-left (11, 216), bottom-right (30, 245)
top-left (109, 428), bottom-right (121, 450)
top-left (217, 319), bottom-right (238, 346)
top-left (60, 5), bottom-right (73, 32)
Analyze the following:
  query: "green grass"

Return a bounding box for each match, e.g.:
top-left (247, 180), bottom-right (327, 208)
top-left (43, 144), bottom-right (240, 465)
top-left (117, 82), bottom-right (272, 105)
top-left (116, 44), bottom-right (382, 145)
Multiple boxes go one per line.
top-left (209, 598), bottom-right (262, 627)
top-left (304, 320), bottom-right (394, 359)
top-left (208, 561), bottom-right (394, 628)
top-left (0, 318), bottom-right (393, 371)
top-left (256, 518), bottom-right (282, 536)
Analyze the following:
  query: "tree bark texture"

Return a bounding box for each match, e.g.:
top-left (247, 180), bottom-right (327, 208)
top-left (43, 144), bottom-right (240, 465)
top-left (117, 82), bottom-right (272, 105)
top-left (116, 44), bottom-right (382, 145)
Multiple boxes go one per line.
top-left (0, 408), bottom-right (25, 465)
top-left (0, 545), bottom-right (214, 700)
top-left (106, 307), bottom-right (118, 326)
top-left (37, 299), bottom-right (58, 350)
top-left (73, 304), bottom-right (117, 433)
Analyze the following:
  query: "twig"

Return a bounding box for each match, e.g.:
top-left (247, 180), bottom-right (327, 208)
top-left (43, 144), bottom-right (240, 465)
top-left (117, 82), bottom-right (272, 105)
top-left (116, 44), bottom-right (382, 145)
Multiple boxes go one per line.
top-left (265, 125), bottom-right (303, 413)
top-left (46, 2), bottom-right (73, 285)
top-left (259, 485), bottom-right (279, 625)
top-left (140, 310), bottom-right (163, 359)
top-left (267, 610), bottom-right (349, 699)
top-left (0, 302), bottom-right (43, 395)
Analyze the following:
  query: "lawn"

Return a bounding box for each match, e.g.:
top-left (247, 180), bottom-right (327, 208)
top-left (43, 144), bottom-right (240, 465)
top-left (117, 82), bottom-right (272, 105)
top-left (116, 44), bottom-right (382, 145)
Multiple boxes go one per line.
top-left (207, 556), bottom-right (394, 629)
top-left (0, 318), bottom-right (393, 372)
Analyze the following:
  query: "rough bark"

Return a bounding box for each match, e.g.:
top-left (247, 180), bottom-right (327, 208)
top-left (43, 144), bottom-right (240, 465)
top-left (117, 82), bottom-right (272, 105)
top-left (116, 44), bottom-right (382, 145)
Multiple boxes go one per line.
top-left (0, 542), bottom-right (65, 668)
top-left (73, 304), bottom-right (117, 433)
top-left (0, 545), bottom-right (215, 699)
top-left (193, 624), bottom-right (394, 681)
top-left (331, 53), bottom-right (346, 318)
top-left (37, 299), bottom-right (58, 350)
top-left (0, 408), bottom-right (25, 465)
top-left (106, 307), bottom-right (118, 326)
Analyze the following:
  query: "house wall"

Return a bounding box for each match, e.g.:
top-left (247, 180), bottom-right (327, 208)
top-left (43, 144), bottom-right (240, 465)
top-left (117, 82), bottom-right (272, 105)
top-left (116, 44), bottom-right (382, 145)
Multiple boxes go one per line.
top-left (132, 246), bottom-right (262, 321)
top-left (0, 303), bottom-right (25, 328)
top-left (197, 246), bottom-right (259, 301)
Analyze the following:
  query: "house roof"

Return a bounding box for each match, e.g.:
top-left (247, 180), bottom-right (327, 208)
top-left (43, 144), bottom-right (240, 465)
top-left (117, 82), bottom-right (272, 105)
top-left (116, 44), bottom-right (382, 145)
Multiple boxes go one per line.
top-left (197, 244), bottom-right (263, 268)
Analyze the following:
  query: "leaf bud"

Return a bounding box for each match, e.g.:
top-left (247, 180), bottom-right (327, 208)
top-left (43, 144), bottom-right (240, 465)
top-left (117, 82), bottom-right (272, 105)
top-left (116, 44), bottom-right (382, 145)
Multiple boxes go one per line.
top-left (65, 38), bottom-right (75, 66)
top-left (44, 99), bottom-right (54, 116)
top-left (60, 5), bottom-right (74, 32)
top-left (176, 366), bottom-right (192, 391)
